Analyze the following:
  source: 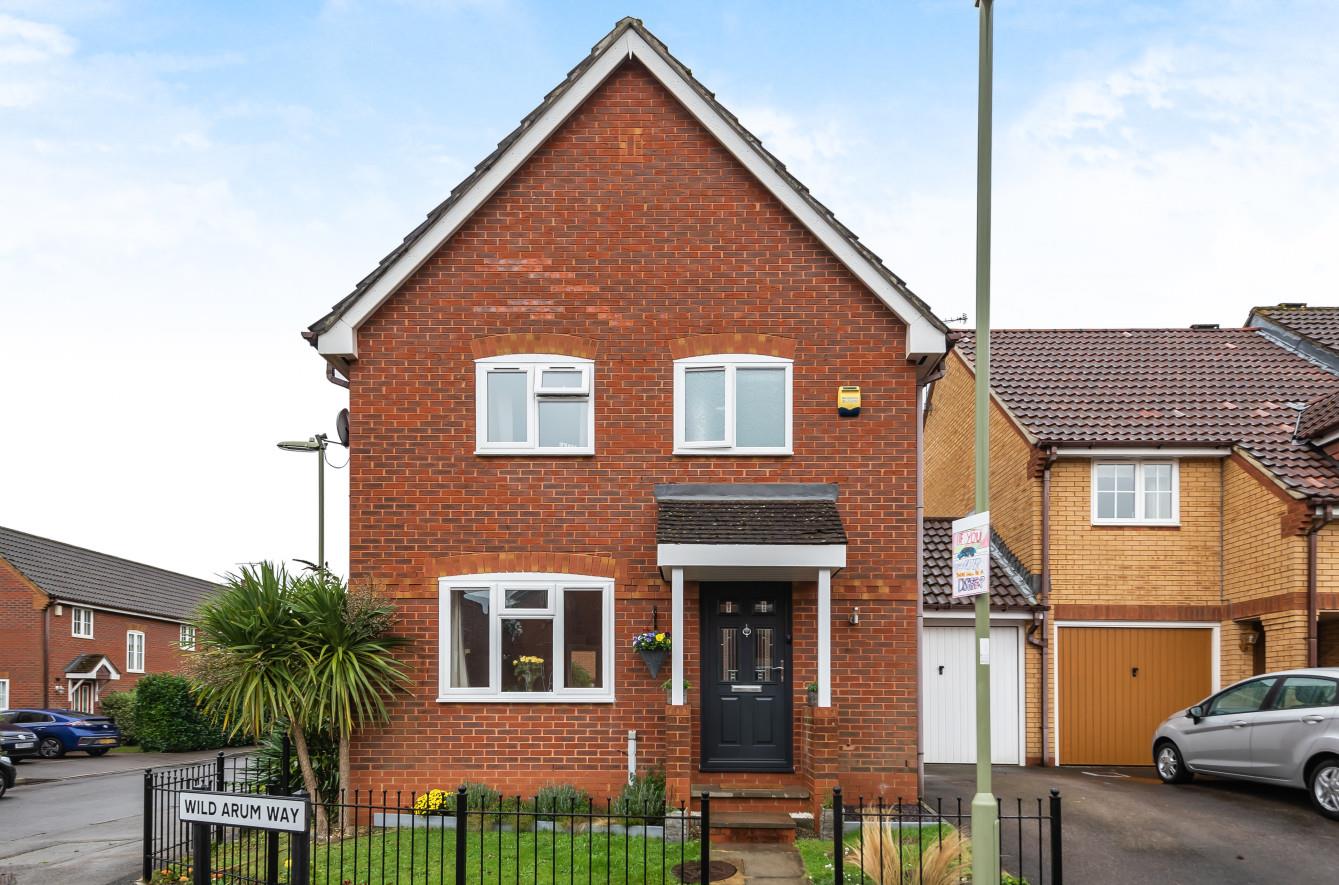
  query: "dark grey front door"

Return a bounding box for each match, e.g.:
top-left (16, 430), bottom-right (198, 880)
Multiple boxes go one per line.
top-left (700, 583), bottom-right (792, 771)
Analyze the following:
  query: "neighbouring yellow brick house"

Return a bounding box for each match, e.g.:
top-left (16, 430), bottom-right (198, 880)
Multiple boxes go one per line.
top-left (923, 308), bottom-right (1339, 767)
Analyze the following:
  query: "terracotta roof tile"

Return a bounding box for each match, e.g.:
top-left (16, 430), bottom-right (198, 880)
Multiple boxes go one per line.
top-left (1252, 306), bottom-right (1339, 354)
top-left (955, 328), bottom-right (1339, 501)
top-left (922, 517), bottom-right (1038, 611)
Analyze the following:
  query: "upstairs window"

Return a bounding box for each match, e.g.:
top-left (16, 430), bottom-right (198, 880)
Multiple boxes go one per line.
top-left (1092, 461), bottom-right (1178, 526)
top-left (72, 607), bottom-right (94, 638)
top-left (674, 355), bottom-right (792, 454)
top-left (179, 624), bottom-right (197, 651)
top-left (126, 630), bottom-right (145, 673)
top-left (439, 573), bottom-right (614, 702)
top-left (476, 355), bottom-right (594, 455)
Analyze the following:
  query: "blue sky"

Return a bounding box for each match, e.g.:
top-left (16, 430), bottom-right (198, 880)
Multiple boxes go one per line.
top-left (2, 1), bottom-right (1337, 579)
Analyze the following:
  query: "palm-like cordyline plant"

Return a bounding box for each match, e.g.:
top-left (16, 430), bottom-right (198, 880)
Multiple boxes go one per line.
top-left (189, 562), bottom-right (330, 833)
top-left (296, 570), bottom-right (409, 829)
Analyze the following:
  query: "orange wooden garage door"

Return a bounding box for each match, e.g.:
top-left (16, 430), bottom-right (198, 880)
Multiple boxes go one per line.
top-left (1059, 626), bottom-right (1213, 765)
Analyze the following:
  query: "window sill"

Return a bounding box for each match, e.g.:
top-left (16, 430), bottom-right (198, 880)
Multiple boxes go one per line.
top-left (127, 669), bottom-right (145, 674)
top-left (1091, 520), bottom-right (1180, 528)
top-left (73, 634), bottom-right (93, 640)
top-left (436, 694), bottom-right (615, 704)
top-left (475, 449), bottom-right (595, 457)
top-left (673, 449), bottom-right (792, 457)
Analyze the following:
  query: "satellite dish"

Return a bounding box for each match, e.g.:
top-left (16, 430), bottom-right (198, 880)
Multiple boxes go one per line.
top-left (336, 409), bottom-right (350, 447)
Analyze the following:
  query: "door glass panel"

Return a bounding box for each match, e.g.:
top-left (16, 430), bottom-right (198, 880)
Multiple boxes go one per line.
top-left (754, 627), bottom-right (776, 682)
top-left (501, 619), bottom-right (553, 693)
top-left (1274, 677), bottom-right (1338, 710)
top-left (719, 628), bottom-right (739, 682)
top-left (718, 600), bottom-right (740, 614)
top-left (752, 600), bottom-right (776, 614)
top-left (1207, 678), bottom-right (1276, 715)
top-left (504, 587), bottom-right (549, 609)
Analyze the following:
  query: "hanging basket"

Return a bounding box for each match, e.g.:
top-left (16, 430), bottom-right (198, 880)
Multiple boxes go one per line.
top-left (639, 648), bottom-right (669, 678)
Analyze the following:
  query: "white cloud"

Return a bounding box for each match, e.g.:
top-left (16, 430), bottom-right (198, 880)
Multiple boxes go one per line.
top-left (0, 13), bottom-right (74, 64)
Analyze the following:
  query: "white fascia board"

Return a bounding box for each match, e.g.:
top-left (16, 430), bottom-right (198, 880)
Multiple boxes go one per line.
top-left (317, 30), bottom-right (945, 363)
top-left (657, 543), bottom-right (846, 569)
top-left (1053, 447), bottom-right (1230, 458)
top-left (923, 610), bottom-right (1034, 622)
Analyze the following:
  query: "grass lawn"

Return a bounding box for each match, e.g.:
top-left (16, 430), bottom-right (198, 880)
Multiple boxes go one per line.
top-left (189, 825), bottom-right (700, 885)
top-left (795, 824), bottom-right (953, 885)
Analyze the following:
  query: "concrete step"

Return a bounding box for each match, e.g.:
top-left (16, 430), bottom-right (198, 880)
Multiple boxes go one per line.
top-left (690, 784), bottom-right (810, 800)
top-left (707, 811), bottom-right (797, 845)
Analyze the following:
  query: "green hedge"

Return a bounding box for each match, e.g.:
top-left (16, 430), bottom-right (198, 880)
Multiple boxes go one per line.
top-left (100, 690), bottom-right (139, 745)
top-left (133, 674), bottom-right (228, 752)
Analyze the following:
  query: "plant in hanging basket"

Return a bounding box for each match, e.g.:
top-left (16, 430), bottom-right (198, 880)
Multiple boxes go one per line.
top-left (632, 631), bottom-right (671, 678)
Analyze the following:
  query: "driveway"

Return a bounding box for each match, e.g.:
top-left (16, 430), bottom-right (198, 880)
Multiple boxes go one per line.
top-left (13, 746), bottom-right (237, 785)
top-left (926, 763), bottom-right (1339, 884)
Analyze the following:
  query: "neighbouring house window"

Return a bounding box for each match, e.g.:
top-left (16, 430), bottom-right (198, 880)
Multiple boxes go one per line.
top-left (1091, 461), bottom-right (1178, 525)
top-left (179, 624), bottom-right (196, 651)
top-left (72, 607), bottom-right (94, 639)
top-left (475, 355), bottom-right (594, 454)
top-left (673, 355), bottom-right (792, 454)
top-left (0, 679), bottom-right (8, 711)
top-left (439, 574), bottom-right (614, 701)
top-left (127, 631), bottom-right (145, 673)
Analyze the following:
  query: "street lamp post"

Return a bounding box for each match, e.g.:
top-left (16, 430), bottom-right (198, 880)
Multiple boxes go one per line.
top-left (277, 434), bottom-right (329, 571)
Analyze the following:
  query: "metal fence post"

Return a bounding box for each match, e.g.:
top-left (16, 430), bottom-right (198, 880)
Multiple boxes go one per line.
top-left (266, 777), bottom-right (282, 885)
top-left (832, 787), bottom-right (844, 885)
top-left (191, 820), bottom-right (211, 885)
top-left (143, 768), bottom-right (154, 884)
top-left (213, 751), bottom-right (226, 845)
top-left (455, 785), bottom-right (468, 885)
top-left (699, 792), bottom-right (711, 885)
top-left (290, 788), bottom-right (312, 885)
top-left (1050, 789), bottom-right (1063, 885)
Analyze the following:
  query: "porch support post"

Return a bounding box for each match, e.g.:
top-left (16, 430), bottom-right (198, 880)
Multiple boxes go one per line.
top-left (818, 567), bottom-right (832, 707)
top-left (671, 566), bottom-right (685, 706)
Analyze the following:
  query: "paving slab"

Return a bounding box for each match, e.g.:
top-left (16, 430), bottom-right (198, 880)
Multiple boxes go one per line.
top-left (714, 844), bottom-right (808, 884)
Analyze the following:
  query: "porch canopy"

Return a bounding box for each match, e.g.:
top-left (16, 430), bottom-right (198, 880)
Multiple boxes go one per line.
top-left (654, 483), bottom-right (847, 707)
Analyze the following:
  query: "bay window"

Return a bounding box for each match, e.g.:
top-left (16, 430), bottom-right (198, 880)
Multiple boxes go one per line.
top-left (439, 574), bottom-right (614, 701)
top-left (1092, 460), bottom-right (1179, 525)
top-left (476, 355), bottom-right (594, 455)
top-left (674, 354), bottom-right (792, 454)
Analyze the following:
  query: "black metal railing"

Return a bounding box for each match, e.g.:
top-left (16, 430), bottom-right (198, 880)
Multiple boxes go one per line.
top-left (829, 786), bottom-right (1062, 885)
top-left (145, 765), bottom-right (702, 884)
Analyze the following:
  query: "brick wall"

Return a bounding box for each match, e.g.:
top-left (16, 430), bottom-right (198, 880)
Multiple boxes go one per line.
top-left (342, 59), bottom-right (922, 800)
top-left (0, 560), bottom-right (44, 708)
top-left (924, 352), bottom-right (1041, 571)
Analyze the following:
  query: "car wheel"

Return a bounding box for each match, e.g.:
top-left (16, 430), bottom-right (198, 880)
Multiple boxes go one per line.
top-left (1155, 741), bottom-right (1193, 784)
top-left (38, 737), bottom-right (65, 759)
top-left (1308, 758), bottom-right (1339, 821)
top-left (85, 748), bottom-right (110, 757)
top-left (0, 777), bottom-right (7, 799)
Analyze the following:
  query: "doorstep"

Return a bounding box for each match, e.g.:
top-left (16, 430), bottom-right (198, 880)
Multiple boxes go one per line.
top-left (708, 811), bottom-right (797, 845)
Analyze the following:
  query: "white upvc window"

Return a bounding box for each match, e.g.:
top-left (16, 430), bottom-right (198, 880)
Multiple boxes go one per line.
top-left (0, 678), bottom-right (9, 711)
top-left (126, 630), bottom-right (145, 673)
top-left (179, 624), bottom-right (196, 651)
top-left (72, 607), bottom-right (94, 639)
top-left (439, 573), bottom-right (614, 702)
top-left (673, 354), bottom-right (793, 455)
top-left (1091, 460), bottom-right (1179, 526)
top-left (475, 354), bottom-right (595, 455)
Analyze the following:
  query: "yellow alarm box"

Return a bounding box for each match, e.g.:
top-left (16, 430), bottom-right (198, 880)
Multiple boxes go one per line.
top-left (838, 386), bottom-right (861, 417)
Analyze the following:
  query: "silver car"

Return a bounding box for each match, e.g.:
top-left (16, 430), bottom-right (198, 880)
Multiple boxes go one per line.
top-left (1153, 668), bottom-right (1339, 819)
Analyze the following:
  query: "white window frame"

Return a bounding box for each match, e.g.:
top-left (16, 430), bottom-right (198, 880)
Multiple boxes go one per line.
top-left (126, 630), bottom-right (145, 673)
top-left (1090, 460), bottom-right (1180, 526)
top-left (0, 678), bottom-right (9, 711)
top-left (179, 624), bottom-right (196, 651)
top-left (438, 573), bottom-right (615, 702)
top-left (673, 354), bottom-right (793, 455)
top-left (72, 607), bottom-right (94, 639)
top-left (475, 354), bottom-right (595, 455)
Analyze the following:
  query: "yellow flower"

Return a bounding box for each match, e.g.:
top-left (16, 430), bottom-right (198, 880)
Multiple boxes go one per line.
top-left (655, 633), bottom-right (665, 642)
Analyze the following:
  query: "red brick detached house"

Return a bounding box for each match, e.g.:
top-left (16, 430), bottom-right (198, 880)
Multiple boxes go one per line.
top-left (304, 19), bottom-right (947, 818)
top-left (0, 525), bottom-right (214, 714)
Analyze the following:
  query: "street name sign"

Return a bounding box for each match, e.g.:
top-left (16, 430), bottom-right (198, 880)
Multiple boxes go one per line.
top-left (951, 511), bottom-right (990, 599)
top-left (179, 791), bottom-right (308, 833)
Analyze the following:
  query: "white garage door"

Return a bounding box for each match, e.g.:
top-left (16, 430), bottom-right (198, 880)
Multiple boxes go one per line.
top-left (922, 625), bottom-right (1021, 764)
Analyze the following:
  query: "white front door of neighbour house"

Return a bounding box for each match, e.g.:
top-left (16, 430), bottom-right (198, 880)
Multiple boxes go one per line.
top-left (922, 625), bottom-right (1022, 764)
top-left (70, 679), bottom-right (98, 713)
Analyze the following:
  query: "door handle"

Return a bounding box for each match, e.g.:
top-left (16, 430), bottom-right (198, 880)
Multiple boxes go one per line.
top-left (1230, 720), bottom-right (1249, 729)
top-left (1302, 715), bottom-right (1326, 725)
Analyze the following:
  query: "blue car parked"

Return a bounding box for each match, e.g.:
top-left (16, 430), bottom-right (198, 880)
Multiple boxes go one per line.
top-left (0, 709), bottom-right (121, 758)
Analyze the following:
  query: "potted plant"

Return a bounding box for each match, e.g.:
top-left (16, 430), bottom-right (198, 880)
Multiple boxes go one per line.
top-left (805, 682), bottom-right (819, 706)
top-left (632, 631), bottom-right (672, 678)
top-left (660, 678), bottom-right (691, 702)
top-left (513, 655), bottom-right (546, 692)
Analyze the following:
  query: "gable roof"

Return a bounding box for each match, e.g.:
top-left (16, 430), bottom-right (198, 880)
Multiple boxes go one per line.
top-left (305, 17), bottom-right (946, 371)
top-left (922, 517), bottom-right (1038, 611)
top-left (0, 526), bottom-right (215, 621)
top-left (1249, 305), bottom-right (1339, 361)
top-left (655, 484), bottom-right (847, 546)
top-left (65, 654), bottom-right (121, 680)
top-left (953, 328), bottom-right (1339, 501)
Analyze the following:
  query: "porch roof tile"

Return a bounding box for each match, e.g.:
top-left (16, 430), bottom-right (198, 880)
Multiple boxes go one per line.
top-left (655, 484), bottom-right (846, 545)
top-left (922, 517), bottom-right (1039, 611)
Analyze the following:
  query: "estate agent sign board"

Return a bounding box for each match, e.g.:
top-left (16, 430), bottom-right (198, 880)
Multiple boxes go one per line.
top-left (179, 791), bottom-right (308, 833)
top-left (951, 511), bottom-right (990, 600)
